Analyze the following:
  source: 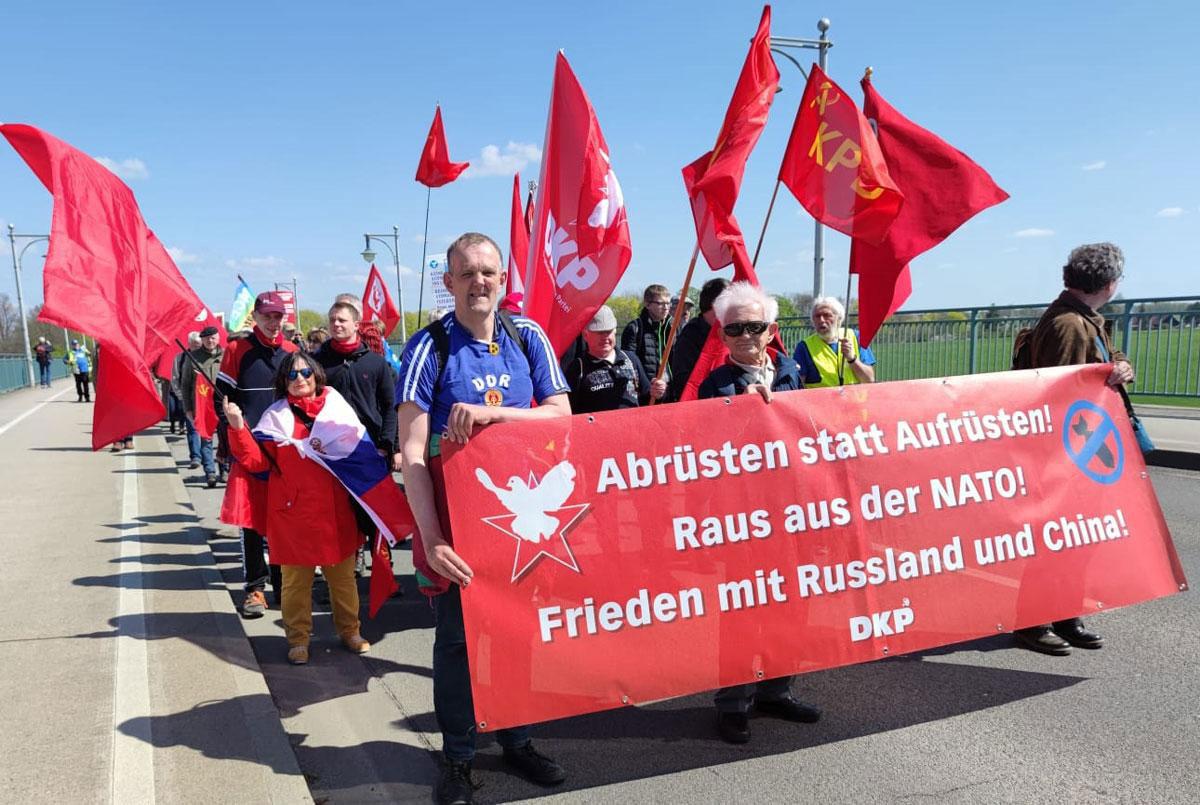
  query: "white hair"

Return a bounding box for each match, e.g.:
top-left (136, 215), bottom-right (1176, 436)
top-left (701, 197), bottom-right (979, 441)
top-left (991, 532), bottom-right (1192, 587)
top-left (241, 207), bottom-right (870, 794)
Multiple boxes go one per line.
top-left (810, 295), bottom-right (846, 324)
top-left (712, 282), bottom-right (779, 326)
top-left (187, 331), bottom-right (201, 347)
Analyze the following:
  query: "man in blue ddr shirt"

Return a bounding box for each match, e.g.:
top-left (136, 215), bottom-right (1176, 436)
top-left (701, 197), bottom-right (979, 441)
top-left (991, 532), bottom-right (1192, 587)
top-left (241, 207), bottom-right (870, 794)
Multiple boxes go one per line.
top-left (396, 232), bottom-right (571, 805)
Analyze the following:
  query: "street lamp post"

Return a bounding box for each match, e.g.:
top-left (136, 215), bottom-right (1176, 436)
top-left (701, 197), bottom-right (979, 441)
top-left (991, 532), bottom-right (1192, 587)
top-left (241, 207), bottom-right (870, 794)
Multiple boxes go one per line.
top-left (360, 225), bottom-right (406, 342)
top-left (7, 224), bottom-right (49, 389)
top-left (770, 17), bottom-right (833, 299)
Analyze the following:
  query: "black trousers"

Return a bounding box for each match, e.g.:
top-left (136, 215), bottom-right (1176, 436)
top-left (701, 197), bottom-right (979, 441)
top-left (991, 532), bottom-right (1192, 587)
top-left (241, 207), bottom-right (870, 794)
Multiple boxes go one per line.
top-left (74, 372), bottom-right (90, 400)
top-left (241, 527), bottom-right (282, 594)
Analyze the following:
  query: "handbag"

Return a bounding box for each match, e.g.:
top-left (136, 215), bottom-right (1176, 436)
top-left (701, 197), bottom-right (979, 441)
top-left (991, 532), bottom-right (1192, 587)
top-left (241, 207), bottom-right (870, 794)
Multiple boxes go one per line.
top-left (1095, 336), bottom-right (1156, 455)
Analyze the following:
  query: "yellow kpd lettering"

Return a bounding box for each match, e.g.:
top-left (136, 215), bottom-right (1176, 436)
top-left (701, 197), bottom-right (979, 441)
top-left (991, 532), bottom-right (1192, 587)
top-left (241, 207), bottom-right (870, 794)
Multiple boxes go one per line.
top-left (808, 121), bottom-right (842, 167)
top-left (825, 138), bottom-right (862, 173)
top-left (851, 178), bottom-right (886, 200)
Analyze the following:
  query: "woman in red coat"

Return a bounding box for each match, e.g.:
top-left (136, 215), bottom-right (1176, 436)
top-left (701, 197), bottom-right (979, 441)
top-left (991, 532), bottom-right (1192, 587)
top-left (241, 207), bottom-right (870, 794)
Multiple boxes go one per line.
top-left (223, 353), bottom-right (369, 665)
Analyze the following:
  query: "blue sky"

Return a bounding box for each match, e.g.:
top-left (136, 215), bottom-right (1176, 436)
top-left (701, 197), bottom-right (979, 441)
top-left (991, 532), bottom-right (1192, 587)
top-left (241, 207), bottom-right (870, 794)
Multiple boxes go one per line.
top-left (2, 1), bottom-right (1197, 322)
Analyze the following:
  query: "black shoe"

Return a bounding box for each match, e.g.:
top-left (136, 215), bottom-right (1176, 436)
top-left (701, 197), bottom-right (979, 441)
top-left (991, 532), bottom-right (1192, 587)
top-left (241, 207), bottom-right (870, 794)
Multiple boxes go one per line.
top-left (1014, 626), bottom-right (1072, 656)
top-left (501, 742), bottom-right (566, 786)
top-left (436, 759), bottom-right (476, 805)
top-left (716, 711), bottom-right (750, 744)
top-left (756, 696), bottom-right (822, 723)
top-left (206, 474), bottom-right (217, 489)
top-left (1053, 618), bottom-right (1103, 649)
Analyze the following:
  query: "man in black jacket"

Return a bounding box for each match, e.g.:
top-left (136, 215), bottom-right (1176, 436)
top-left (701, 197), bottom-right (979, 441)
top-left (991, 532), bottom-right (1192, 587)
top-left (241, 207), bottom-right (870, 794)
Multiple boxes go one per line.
top-left (620, 283), bottom-right (673, 387)
top-left (667, 277), bottom-right (729, 401)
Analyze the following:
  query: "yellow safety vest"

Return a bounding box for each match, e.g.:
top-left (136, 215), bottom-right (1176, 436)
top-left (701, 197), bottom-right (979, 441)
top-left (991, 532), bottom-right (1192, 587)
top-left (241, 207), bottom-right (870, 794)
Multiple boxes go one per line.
top-left (803, 330), bottom-right (861, 388)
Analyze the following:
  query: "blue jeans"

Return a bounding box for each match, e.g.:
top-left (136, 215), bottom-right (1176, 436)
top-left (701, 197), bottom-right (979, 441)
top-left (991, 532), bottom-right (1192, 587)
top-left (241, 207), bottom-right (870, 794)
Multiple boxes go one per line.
top-left (38, 363), bottom-right (51, 386)
top-left (433, 585), bottom-right (530, 761)
top-left (184, 418), bottom-right (215, 473)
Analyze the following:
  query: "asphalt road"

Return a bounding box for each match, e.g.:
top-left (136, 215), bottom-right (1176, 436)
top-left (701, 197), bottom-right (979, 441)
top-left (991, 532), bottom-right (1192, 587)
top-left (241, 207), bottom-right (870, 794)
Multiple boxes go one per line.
top-left (170, 426), bottom-right (1198, 805)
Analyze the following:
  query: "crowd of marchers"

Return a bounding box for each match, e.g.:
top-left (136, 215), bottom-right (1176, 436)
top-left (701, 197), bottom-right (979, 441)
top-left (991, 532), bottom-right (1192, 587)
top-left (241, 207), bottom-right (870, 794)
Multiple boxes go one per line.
top-left (78, 232), bottom-right (1130, 805)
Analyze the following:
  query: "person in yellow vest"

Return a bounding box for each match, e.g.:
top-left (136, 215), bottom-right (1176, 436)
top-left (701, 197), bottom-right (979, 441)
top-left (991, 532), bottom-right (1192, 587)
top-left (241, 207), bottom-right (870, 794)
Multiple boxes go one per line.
top-left (792, 296), bottom-right (877, 387)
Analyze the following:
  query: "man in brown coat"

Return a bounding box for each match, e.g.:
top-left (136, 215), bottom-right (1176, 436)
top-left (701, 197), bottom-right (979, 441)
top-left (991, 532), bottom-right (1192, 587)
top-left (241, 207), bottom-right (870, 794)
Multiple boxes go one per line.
top-left (1016, 242), bottom-right (1135, 656)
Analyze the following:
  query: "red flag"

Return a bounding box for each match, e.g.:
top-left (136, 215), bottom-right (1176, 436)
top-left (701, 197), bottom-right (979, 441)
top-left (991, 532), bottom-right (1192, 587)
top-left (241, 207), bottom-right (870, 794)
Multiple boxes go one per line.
top-left (2, 123), bottom-right (165, 449)
top-left (144, 232), bottom-right (223, 375)
top-left (524, 183), bottom-right (535, 235)
top-left (368, 532), bottom-right (398, 618)
top-left (850, 77), bottom-right (1009, 345)
top-left (506, 173), bottom-right (528, 304)
top-left (779, 64), bottom-right (903, 244)
top-left (524, 52), bottom-right (632, 356)
top-left (361, 264), bottom-right (402, 336)
top-left (415, 106), bottom-right (469, 188)
top-left (682, 6), bottom-right (779, 271)
top-left (193, 372), bottom-right (218, 439)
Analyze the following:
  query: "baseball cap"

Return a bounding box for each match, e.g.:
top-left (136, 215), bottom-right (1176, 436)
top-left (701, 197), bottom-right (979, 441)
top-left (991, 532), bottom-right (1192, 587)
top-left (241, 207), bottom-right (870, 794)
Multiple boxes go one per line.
top-left (587, 305), bottom-right (618, 332)
top-left (254, 291), bottom-right (287, 314)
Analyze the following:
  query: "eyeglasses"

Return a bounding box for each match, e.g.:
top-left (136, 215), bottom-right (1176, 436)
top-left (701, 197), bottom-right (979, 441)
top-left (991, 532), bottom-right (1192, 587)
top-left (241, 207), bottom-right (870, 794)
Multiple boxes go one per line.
top-left (287, 367), bottom-right (315, 381)
top-left (722, 321), bottom-right (769, 337)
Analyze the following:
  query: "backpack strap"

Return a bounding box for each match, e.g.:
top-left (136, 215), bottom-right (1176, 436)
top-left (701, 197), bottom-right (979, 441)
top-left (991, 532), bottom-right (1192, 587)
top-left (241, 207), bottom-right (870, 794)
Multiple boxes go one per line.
top-left (496, 309), bottom-right (532, 368)
top-left (424, 317), bottom-right (451, 395)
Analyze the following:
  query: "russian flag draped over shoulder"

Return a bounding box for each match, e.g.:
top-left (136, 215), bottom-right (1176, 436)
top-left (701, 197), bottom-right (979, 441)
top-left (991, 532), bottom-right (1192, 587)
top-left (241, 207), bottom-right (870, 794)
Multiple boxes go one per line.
top-left (253, 388), bottom-right (416, 548)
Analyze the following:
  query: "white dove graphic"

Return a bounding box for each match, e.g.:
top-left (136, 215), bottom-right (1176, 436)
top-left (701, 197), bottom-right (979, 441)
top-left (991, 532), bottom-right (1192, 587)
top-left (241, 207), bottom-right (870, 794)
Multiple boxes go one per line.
top-left (587, 151), bottom-right (624, 230)
top-left (476, 462), bottom-right (577, 543)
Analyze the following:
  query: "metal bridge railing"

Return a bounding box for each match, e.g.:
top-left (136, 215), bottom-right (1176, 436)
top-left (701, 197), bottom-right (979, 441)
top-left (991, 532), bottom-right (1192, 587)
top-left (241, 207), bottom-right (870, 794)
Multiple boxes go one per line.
top-left (778, 295), bottom-right (1200, 399)
top-left (0, 355), bottom-right (72, 395)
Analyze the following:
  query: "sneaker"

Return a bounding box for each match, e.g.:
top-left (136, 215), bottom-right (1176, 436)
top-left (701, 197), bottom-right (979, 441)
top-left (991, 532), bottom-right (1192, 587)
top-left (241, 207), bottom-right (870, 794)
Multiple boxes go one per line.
top-left (206, 474), bottom-right (217, 489)
top-left (436, 759), bottom-right (476, 805)
top-left (241, 590), bottom-right (268, 619)
top-left (501, 742), bottom-right (566, 787)
top-left (342, 634), bottom-right (371, 654)
top-left (287, 645), bottom-right (309, 665)
top-left (110, 443), bottom-right (123, 453)
top-left (189, 460), bottom-right (200, 469)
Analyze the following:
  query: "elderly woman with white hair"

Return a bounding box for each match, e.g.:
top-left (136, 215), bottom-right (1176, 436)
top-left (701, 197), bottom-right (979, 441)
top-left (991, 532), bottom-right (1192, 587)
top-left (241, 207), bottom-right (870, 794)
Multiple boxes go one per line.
top-left (793, 295), bottom-right (876, 387)
top-left (696, 283), bottom-right (821, 743)
top-left (697, 282), bottom-right (804, 403)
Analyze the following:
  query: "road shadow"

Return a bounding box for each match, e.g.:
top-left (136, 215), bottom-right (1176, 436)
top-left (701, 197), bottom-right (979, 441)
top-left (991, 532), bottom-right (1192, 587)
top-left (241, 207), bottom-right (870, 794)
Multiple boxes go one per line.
top-left (447, 656), bottom-right (1087, 803)
top-left (117, 697), bottom-right (436, 801)
top-left (27, 445), bottom-right (96, 453)
top-left (75, 611), bottom-right (263, 672)
top-left (73, 567), bottom-right (225, 591)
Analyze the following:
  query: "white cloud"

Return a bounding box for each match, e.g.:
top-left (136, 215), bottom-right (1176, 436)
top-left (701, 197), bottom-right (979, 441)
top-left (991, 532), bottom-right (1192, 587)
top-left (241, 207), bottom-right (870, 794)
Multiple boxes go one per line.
top-left (1156, 207), bottom-right (1184, 218)
top-left (166, 246), bottom-right (199, 265)
top-left (96, 157), bottom-right (149, 180)
top-left (224, 255), bottom-right (288, 270)
top-left (1013, 228), bottom-right (1055, 238)
top-left (1081, 160), bottom-right (1107, 171)
top-left (462, 141), bottom-right (542, 178)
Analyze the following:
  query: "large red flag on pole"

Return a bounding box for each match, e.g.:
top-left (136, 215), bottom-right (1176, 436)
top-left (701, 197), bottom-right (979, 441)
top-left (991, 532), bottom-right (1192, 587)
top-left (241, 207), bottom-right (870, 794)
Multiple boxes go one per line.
top-left (778, 63), bottom-right (903, 245)
top-left (361, 263), bottom-right (402, 336)
top-left (524, 52), bottom-right (632, 356)
top-left (144, 232), bottom-right (223, 373)
top-left (505, 172), bottom-right (528, 306)
top-left (2, 123), bottom-right (172, 448)
top-left (415, 106), bottom-right (469, 188)
top-left (681, 5), bottom-right (779, 273)
top-left (193, 372), bottom-right (218, 439)
top-left (849, 74), bottom-right (1009, 346)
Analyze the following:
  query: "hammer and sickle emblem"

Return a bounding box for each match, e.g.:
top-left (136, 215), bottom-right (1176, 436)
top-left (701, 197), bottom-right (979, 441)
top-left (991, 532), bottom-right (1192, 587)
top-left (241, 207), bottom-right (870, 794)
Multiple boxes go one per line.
top-left (809, 81), bottom-right (841, 115)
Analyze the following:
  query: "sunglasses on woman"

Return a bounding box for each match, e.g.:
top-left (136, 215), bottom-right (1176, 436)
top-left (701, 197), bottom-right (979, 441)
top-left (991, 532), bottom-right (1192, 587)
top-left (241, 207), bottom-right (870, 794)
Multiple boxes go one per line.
top-left (722, 321), bottom-right (769, 337)
top-left (287, 367), bottom-right (315, 380)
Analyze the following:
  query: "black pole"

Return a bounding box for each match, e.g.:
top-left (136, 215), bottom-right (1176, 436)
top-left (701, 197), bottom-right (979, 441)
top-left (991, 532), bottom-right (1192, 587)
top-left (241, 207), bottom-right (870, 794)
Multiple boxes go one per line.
top-left (836, 269), bottom-right (854, 386)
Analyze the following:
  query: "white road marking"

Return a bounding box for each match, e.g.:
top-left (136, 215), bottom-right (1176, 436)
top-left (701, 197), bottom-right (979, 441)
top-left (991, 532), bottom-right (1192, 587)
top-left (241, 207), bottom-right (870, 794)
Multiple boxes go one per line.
top-left (0, 388), bottom-right (71, 437)
top-left (110, 449), bottom-right (155, 803)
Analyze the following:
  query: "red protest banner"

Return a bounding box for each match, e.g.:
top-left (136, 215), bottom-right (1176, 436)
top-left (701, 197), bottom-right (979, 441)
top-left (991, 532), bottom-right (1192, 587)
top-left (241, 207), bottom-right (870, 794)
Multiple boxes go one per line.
top-left (441, 364), bottom-right (1185, 732)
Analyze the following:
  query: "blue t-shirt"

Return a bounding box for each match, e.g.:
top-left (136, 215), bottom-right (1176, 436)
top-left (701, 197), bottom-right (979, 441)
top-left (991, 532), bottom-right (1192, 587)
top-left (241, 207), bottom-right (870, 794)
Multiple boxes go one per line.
top-left (792, 329), bottom-right (875, 385)
top-left (396, 313), bottom-right (569, 437)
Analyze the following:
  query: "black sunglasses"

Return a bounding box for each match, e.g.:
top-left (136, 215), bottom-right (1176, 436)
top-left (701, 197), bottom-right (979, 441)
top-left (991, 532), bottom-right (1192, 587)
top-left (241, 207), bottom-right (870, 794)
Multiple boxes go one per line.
top-left (722, 321), bottom-right (769, 337)
top-left (287, 367), bottom-right (315, 381)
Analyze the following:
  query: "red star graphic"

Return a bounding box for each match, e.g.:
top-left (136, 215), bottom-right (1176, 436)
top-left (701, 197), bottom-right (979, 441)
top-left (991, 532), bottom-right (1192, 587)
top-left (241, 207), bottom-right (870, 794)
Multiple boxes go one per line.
top-left (482, 502), bottom-right (590, 582)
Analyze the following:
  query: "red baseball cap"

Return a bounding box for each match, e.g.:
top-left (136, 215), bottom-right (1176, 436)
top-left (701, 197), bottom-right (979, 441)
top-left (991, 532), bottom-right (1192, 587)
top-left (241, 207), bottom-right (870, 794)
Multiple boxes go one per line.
top-left (254, 291), bottom-right (287, 314)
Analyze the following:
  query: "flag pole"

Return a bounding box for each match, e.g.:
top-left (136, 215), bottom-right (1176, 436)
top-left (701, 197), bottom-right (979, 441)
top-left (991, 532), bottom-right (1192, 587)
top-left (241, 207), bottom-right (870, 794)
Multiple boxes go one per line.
top-left (836, 269), bottom-right (854, 385)
top-left (750, 179), bottom-right (783, 267)
top-left (416, 186), bottom-right (431, 328)
top-left (174, 338), bottom-right (225, 404)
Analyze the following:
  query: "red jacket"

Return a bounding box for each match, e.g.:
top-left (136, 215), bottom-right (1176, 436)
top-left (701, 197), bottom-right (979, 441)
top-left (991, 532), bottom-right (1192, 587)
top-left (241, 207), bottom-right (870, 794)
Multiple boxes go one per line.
top-left (226, 396), bottom-right (361, 566)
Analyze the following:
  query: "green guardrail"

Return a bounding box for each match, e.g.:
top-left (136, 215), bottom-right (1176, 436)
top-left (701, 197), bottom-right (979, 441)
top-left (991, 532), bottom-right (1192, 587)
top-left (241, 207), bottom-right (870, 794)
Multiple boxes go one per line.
top-left (778, 295), bottom-right (1200, 400)
top-left (0, 355), bottom-right (73, 395)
